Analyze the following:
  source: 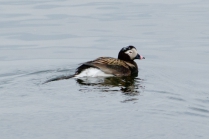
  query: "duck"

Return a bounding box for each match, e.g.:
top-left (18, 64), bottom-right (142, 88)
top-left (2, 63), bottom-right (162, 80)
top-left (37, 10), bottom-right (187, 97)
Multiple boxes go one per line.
top-left (74, 45), bottom-right (145, 78)
top-left (43, 45), bottom-right (145, 83)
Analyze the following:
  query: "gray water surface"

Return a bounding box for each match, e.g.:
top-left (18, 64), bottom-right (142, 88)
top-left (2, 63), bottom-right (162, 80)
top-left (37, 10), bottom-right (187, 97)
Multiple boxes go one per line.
top-left (1, 0), bottom-right (209, 139)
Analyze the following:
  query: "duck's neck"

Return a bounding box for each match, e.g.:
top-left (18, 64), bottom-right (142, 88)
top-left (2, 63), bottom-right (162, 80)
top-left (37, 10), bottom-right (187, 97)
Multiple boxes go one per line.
top-left (126, 60), bottom-right (138, 76)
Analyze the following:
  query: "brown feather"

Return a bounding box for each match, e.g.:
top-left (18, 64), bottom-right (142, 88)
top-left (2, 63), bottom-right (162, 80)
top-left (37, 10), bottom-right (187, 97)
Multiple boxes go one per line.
top-left (80, 57), bottom-right (136, 76)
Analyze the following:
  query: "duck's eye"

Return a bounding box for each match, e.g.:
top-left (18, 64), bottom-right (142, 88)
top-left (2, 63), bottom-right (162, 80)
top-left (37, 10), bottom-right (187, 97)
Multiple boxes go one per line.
top-left (129, 51), bottom-right (132, 53)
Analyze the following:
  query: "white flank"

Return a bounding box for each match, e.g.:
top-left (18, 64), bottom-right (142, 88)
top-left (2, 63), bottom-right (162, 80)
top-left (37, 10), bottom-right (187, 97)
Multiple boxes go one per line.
top-left (74, 68), bottom-right (114, 78)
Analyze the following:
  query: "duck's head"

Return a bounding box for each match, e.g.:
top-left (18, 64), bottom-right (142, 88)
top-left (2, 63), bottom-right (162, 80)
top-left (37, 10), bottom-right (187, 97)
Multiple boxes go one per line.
top-left (118, 45), bottom-right (145, 61)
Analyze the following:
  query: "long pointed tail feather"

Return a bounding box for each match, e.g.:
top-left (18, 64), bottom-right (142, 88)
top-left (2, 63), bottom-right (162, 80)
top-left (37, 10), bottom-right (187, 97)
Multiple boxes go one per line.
top-left (43, 74), bottom-right (75, 84)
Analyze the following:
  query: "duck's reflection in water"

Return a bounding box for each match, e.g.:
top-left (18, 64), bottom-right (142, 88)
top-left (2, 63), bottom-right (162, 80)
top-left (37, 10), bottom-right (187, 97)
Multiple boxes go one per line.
top-left (75, 76), bottom-right (145, 98)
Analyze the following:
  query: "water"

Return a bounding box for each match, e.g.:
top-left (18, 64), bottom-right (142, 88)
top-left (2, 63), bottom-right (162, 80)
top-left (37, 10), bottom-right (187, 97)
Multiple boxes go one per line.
top-left (1, 0), bottom-right (209, 139)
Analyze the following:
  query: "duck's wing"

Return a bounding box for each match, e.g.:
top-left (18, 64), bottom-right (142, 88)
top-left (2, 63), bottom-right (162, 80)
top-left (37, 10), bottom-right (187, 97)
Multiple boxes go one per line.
top-left (81, 57), bottom-right (135, 76)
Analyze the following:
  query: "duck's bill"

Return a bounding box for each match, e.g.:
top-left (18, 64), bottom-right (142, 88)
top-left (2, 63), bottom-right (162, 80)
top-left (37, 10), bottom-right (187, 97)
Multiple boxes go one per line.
top-left (135, 54), bottom-right (145, 60)
top-left (141, 55), bottom-right (145, 59)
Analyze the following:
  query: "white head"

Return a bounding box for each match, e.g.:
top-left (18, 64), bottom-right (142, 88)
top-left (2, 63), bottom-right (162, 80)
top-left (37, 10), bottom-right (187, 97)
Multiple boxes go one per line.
top-left (118, 45), bottom-right (145, 61)
top-left (125, 48), bottom-right (138, 60)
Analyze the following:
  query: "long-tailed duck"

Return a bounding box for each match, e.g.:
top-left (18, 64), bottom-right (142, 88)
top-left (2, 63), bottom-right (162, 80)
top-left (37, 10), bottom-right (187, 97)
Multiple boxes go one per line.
top-left (43, 45), bottom-right (145, 83)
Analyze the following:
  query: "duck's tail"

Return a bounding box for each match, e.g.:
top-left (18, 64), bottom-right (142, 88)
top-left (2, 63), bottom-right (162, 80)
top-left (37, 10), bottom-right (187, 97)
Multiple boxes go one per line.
top-left (43, 74), bottom-right (75, 84)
